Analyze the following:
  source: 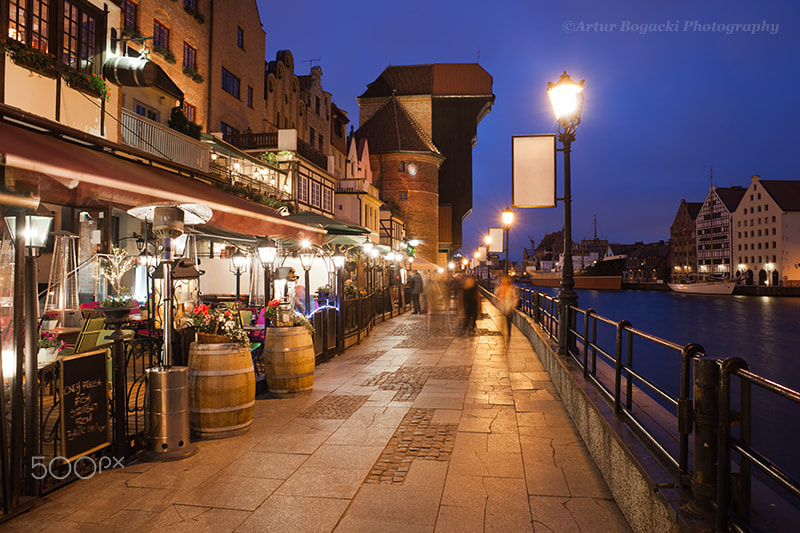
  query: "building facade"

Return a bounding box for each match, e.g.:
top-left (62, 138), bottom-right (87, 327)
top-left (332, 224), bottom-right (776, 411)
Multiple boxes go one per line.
top-left (669, 199), bottom-right (702, 281)
top-left (357, 64), bottom-right (494, 260)
top-left (696, 186), bottom-right (745, 277)
top-left (732, 174), bottom-right (800, 286)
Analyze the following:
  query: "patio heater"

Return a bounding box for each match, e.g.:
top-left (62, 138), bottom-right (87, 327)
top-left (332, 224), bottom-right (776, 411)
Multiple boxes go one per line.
top-left (333, 253), bottom-right (345, 354)
top-left (128, 203), bottom-right (211, 461)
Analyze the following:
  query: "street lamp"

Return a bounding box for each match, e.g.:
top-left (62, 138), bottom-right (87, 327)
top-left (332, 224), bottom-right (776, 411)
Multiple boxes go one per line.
top-left (257, 237), bottom-right (277, 303)
top-left (332, 253), bottom-right (346, 353)
top-left (501, 207), bottom-right (514, 276)
top-left (548, 70), bottom-right (584, 355)
top-left (229, 249), bottom-right (248, 303)
top-left (299, 246), bottom-right (314, 313)
top-left (5, 204), bottom-right (53, 496)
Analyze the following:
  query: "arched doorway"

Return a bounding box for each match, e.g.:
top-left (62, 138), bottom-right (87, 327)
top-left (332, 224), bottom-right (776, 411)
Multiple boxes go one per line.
top-left (772, 270), bottom-right (780, 286)
top-left (745, 270), bottom-right (754, 286)
top-left (758, 269), bottom-right (767, 285)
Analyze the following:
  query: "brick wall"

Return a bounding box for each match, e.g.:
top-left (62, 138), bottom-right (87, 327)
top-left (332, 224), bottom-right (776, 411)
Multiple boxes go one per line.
top-left (373, 153), bottom-right (441, 263)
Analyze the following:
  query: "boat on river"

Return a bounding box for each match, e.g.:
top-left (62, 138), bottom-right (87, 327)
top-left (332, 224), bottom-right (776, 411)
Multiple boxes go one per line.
top-left (524, 256), bottom-right (626, 291)
top-left (667, 277), bottom-right (737, 295)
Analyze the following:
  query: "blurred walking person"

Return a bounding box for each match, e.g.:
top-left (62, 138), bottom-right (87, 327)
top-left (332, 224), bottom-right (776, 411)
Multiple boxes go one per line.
top-left (410, 271), bottom-right (423, 314)
top-left (496, 276), bottom-right (519, 339)
top-left (461, 275), bottom-right (480, 336)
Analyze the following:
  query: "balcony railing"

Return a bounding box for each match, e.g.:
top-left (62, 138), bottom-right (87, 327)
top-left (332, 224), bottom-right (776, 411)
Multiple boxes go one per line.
top-left (120, 109), bottom-right (210, 171)
top-left (209, 161), bottom-right (292, 202)
top-left (223, 132), bottom-right (278, 150)
top-left (336, 179), bottom-right (379, 197)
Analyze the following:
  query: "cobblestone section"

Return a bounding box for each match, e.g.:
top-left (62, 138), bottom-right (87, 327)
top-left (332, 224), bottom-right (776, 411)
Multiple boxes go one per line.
top-left (297, 394), bottom-right (370, 419)
top-left (476, 327), bottom-right (503, 336)
top-left (347, 350), bottom-right (386, 365)
top-left (362, 366), bottom-right (471, 402)
top-left (366, 408), bottom-right (458, 484)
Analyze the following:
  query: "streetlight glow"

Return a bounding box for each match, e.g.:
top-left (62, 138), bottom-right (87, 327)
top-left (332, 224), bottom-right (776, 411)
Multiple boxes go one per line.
top-left (547, 71), bottom-right (584, 124)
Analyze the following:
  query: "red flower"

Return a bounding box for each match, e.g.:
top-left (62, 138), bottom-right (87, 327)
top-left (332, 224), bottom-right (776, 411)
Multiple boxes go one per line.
top-left (194, 303), bottom-right (209, 316)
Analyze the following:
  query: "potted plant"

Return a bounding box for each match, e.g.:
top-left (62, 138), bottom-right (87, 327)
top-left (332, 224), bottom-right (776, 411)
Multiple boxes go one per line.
top-left (100, 246), bottom-right (139, 325)
top-left (316, 284), bottom-right (332, 300)
top-left (264, 299), bottom-right (281, 327)
top-left (37, 331), bottom-right (62, 364)
top-left (344, 280), bottom-right (359, 300)
top-left (191, 304), bottom-right (249, 345)
top-left (41, 310), bottom-right (59, 330)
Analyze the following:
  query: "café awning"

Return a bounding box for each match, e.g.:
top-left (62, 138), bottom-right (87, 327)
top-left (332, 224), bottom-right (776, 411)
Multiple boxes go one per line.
top-left (0, 120), bottom-right (324, 243)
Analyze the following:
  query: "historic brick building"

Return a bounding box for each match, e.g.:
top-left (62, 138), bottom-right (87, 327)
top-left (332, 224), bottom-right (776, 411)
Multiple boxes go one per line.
top-left (669, 199), bottom-right (702, 281)
top-left (357, 64), bottom-right (494, 263)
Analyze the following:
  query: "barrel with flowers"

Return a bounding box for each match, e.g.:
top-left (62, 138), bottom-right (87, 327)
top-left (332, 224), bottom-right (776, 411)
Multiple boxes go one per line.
top-left (187, 304), bottom-right (255, 439)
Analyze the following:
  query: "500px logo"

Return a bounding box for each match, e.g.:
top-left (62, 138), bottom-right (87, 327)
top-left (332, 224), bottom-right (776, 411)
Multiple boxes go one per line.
top-left (31, 455), bottom-right (124, 480)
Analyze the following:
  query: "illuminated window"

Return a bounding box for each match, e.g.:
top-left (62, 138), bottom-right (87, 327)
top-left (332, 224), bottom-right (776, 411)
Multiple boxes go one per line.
top-left (123, 0), bottom-right (137, 32)
top-left (221, 67), bottom-right (240, 98)
top-left (182, 42), bottom-right (196, 70)
top-left (153, 19), bottom-right (169, 50)
top-left (9, 0), bottom-right (50, 52)
top-left (64, 0), bottom-right (100, 74)
top-left (183, 102), bottom-right (196, 123)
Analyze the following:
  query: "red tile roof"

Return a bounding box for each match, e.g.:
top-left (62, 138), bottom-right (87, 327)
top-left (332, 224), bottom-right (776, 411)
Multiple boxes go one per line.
top-left (759, 180), bottom-right (800, 212)
top-left (360, 64), bottom-right (494, 98)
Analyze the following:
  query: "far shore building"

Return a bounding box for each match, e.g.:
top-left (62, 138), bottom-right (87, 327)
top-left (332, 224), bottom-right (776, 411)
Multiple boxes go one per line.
top-left (696, 185), bottom-right (746, 277)
top-left (669, 199), bottom-right (703, 281)
top-left (732, 174), bottom-right (800, 286)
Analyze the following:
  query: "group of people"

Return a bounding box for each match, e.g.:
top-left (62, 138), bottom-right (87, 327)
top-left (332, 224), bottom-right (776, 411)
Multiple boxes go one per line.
top-left (408, 270), bottom-right (518, 338)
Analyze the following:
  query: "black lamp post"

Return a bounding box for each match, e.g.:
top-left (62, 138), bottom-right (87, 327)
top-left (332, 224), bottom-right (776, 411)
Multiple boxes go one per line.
top-left (299, 247), bottom-right (313, 314)
top-left (501, 207), bottom-right (514, 276)
top-left (5, 204), bottom-right (53, 496)
top-left (257, 238), bottom-right (277, 305)
top-left (333, 253), bottom-right (345, 353)
top-left (229, 249), bottom-right (248, 304)
top-left (547, 71), bottom-right (584, 355)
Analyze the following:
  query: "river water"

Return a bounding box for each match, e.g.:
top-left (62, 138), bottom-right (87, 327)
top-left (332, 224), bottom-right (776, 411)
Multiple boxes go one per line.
top-left (521, 284), bottom-right (800, 484)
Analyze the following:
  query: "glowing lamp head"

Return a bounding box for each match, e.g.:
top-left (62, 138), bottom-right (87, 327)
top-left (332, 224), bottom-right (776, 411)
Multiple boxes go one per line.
top-left (501, 207), bottom-right (514, 227)
top-left (547, 71), bottom-right (584, 125)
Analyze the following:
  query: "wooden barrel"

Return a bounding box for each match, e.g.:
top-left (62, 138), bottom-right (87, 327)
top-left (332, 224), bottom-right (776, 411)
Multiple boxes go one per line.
top-left (102, 56), bottom-right (157, 87)
top-left (263, 326), bottom-right (315, 397)
top-left (188, 342), bottom-right (255, 439)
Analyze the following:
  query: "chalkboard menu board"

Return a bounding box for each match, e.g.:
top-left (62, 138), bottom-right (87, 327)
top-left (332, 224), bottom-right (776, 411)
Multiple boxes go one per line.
top-left (59, 349), bottom-right (110, 461)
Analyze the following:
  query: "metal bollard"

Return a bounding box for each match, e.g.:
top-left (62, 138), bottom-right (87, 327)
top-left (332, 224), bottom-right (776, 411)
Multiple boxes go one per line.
top-left (692, 355), bottom-right (719, 514)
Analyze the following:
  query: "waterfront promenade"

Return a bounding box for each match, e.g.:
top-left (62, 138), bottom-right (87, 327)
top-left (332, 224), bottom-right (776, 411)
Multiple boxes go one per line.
top-left (5, 299), bottom-right (630, 532)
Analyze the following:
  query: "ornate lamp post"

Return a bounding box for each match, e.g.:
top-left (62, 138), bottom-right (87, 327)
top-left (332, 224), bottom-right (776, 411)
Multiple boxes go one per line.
top-left (229, 249), bottom-right (248, 304)
top-left (501, 207), bottom-right (514, 276)
top-left (299, 245), bottom-right (314, 313)
top-left (5, 204), bottom-right (53, 496)
top-left (547, 70), bottom-right (584, 355)
top-left (257, 238), bottom-right (277, 303)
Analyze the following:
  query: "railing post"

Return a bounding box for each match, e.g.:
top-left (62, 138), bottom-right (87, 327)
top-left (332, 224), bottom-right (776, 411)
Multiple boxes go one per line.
top-left (692, 355), bottom-right (720, 515)
top-left (679, 343), bottom-right (704, 481)
top-left (716, 357), bottom-right (749, 531)
top-left (614, 320), bottom-right (630, 413)
top-left (583, 309), bottom-right (594, 375)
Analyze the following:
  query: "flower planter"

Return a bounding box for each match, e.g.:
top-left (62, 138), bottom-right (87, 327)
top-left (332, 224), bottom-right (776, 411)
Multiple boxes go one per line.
top-left (196, 332), bottom-right (234, 344)
top-left (41, 320), bottom-right (57, 331)
top-left (99, 306), bottom-right (132, 326)
top-left (187, 341), bottom-right (255, 439)
top-left (262, 326), bottom-right (315, 397)
top-left (38, 347), bottom-right (59, 365)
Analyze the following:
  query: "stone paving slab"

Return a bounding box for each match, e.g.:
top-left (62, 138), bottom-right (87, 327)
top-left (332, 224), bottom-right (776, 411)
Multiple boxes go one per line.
top-left (4, 299), bottom-right (631, 532)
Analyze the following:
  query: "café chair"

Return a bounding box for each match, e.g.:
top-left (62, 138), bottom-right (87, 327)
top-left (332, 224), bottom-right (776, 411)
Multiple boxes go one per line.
top-left (60, 316), bottom-right (107, 356)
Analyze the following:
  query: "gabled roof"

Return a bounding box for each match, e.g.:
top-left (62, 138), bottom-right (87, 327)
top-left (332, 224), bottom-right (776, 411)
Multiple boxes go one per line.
top-left (714, 186), bottom-right (746, 212)
top-left (355, 95), bottom-right (441, 155)
top-left (359, 64), bottom-right (493, 98)
top-left (759, 180), bottom-right (800, 212)
top-left (685, 201), bottom-right (703, 220)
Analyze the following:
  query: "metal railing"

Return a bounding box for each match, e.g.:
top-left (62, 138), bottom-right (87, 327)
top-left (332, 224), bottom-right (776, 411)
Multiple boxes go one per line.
top-left (513, 284), bottom-right (800, 530)
top-left (120, 109), bottom-right (210, 171)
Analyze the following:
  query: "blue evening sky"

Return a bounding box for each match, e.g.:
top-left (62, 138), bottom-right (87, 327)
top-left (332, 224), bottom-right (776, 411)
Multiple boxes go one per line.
top-left (257, 0), bottom-right (800, 261)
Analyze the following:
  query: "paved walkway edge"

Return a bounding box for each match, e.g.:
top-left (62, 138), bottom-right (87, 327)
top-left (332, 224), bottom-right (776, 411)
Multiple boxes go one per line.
top-left (484, 289), bottom-right (702, 532)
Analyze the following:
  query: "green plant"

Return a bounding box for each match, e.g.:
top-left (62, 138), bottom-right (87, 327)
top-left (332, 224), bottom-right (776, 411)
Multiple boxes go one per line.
top-left (291, 313), bottom-right (315, 336)
top-left (1, 38), bottom-right (60, 77)
top-left (101, 288), bottom-right (138, 308)
top-left (316, 284), bottom-right (332, 295)
top-left (184, 5), bottom-right (205, 23)
top-left (38, 331), bottom-right (61, 349)
top-left (344, 280), bottom-right (359, 300)
top-left (264, 299), bottom-right (281, 323)
top-left (192, 304), bottom-right (250, 345)
top-left (182, 66), bottom-right (204, 83)
top-left (153, 45), bottom-right (176, 63)
top-left (258, 151), bottom-right (295, 166)
top-left (168, 107), bottom-right (202, 139)
top-left (121, 26), bottom-right (143, 39)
